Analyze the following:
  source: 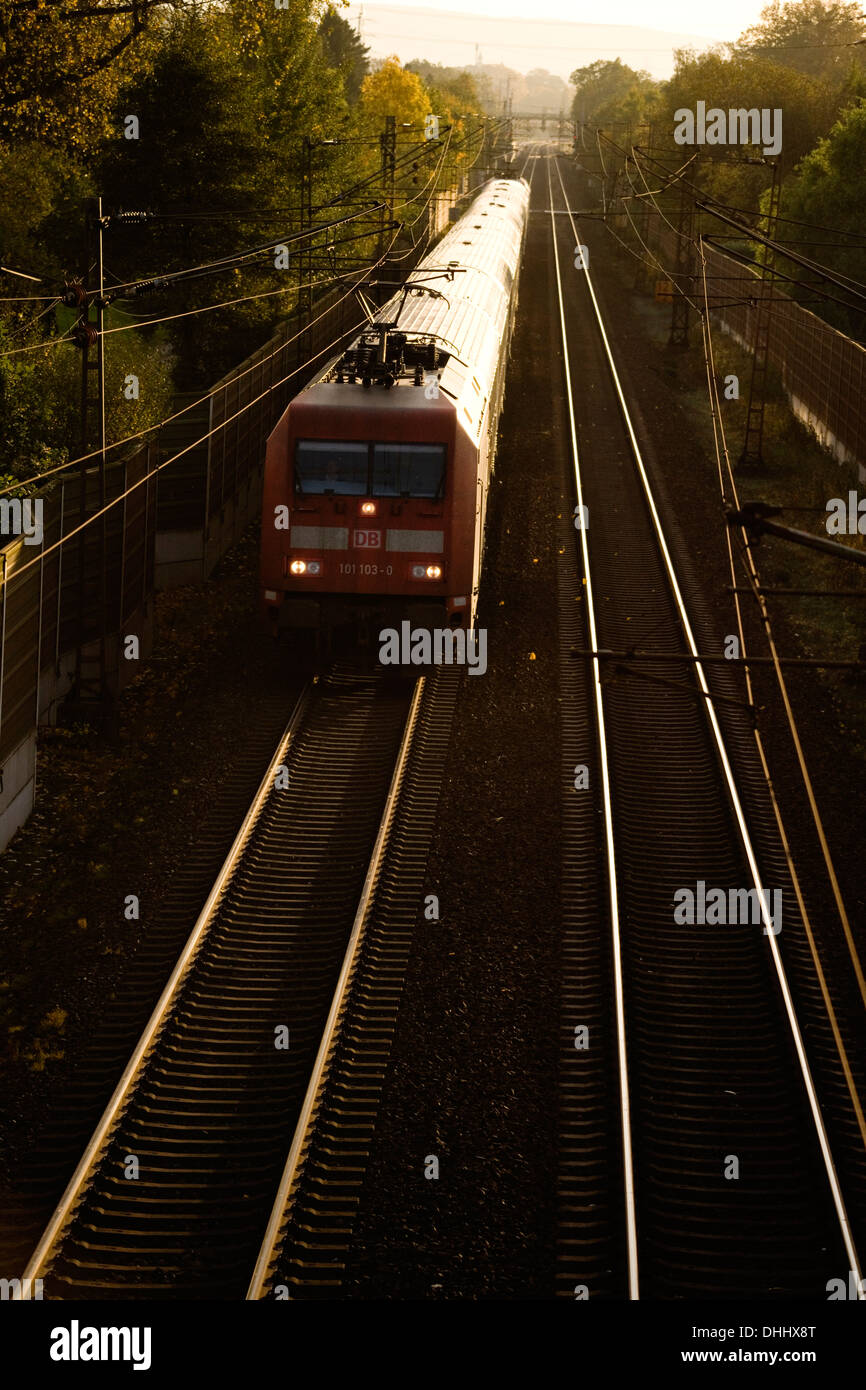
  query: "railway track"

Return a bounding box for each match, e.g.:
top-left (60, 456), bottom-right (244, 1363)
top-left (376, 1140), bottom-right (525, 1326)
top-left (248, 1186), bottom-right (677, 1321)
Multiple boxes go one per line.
top-left (547, 152), bottom-right (866, 1299)
top-left (15, 666), bottom-right (458, 1299)
top-left (248, 666), bottom-right (460, 1298)
top-left (1, 685), bottom-right (306, 1267)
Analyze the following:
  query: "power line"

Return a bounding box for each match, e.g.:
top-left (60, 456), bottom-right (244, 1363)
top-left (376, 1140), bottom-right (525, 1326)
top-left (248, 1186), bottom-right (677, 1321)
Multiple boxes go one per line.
top-left (617, 144), bottom-right (866, 309)
top-left (0, 329), bottom-right (78, 359)
top-left (0, 210), bottom-right (382, 362)
top-left (2, 121), bottom-right (484, 360)
top-left (696, 198), bottom-right (866, 306)
top-left (2, 122), bottom-right (484, 486)
top-left (702, 235), bottom-right (866, 319)
top-left (0, 227), bottom-right (408, 499)
top-left (101, 202), bottom-right (386, 299)
top-left (96, 136), bottom-right (464, 332)
top-left (5, 319), bottom-right (370, 585)
top-left (98, 226), bottom-right (398, 337)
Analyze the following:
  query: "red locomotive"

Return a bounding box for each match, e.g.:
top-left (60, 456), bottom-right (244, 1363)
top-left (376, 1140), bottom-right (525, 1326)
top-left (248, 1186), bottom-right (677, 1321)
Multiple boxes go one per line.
top-left (259, 177), bottom-right (530, 659)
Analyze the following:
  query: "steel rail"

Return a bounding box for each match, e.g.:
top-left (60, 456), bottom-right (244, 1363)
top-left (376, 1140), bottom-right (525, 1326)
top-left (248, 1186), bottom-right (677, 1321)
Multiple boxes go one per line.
top-left (14, 686), bottom-right (313, 1297)
top-left (247, 676), bottom-right (425, 1299)
top-left (546, 156), bottom-right (640, 1300)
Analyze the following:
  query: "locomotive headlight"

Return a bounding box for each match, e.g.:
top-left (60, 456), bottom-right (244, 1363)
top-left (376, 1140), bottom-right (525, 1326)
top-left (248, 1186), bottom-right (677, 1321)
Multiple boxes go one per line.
top-left (360, 501), bottom-right (377, 516)
top-left (411, 563), bottom-right (443, 580)
top-left (290, 559), bottom-right (307, 575)
top-left (307, 561), bottom-right (322, 576)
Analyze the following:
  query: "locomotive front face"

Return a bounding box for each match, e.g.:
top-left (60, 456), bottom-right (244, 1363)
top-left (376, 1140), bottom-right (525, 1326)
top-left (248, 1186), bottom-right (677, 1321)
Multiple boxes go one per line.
top-left (260, 381), bottom-right (477, 637)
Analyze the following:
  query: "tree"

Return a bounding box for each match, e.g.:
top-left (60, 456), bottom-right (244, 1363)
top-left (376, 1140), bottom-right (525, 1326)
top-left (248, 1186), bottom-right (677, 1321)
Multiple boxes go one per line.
top-left (0, 317), bottom-right (174, 482)
top-left (319, 5), bottom-right (369, 103)
top-left (0, 0), bottom-right (164, 153)
top-left (360, 56), bottom-right (430, 133)
top-left (97, 3), bottom-right (353, 385)
top-left (656, 48), bottom-right (839, 180)
top-left (778, 97), bottom-right (866, 336)
top-left (524, 68), bottom-right (570, 113)
top-left (406, 62), bottom-right (481, 113)
top-left (0, 143), bottom-right (94, 282)
top-left (569, 59), bottom-right (652, 126)
top-left (736, 0), bottom-right (866, 82)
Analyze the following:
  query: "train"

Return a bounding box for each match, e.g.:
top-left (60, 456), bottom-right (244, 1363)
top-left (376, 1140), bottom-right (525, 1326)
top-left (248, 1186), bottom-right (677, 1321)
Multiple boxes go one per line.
top-left (259, 176), bottom-right (530, 662)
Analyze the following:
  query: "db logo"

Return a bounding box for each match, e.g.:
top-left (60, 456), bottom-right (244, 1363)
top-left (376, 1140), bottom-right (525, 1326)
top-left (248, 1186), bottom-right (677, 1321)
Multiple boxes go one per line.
top-left (354, 529), bottom-right (381, 549)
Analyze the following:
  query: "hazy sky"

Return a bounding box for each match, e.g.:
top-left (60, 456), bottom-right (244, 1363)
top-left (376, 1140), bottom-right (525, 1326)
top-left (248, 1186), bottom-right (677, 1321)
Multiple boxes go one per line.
top-left (346, 0), bottom-right (770, 45)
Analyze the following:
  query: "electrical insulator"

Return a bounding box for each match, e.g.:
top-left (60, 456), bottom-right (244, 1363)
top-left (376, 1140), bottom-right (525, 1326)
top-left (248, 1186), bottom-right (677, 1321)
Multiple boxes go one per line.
top-left (114, 210), bottom-right (151, 224)
top-left (72, 324), bottom-right (98, 350)
top-left (131, 277), bottom-right (168, 296)
top-left (62, 280), bottom-right (87, 308)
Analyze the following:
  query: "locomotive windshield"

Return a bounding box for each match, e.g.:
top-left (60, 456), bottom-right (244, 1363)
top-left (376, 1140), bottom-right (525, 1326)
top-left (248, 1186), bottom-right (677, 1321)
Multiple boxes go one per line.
top-left (295, 440), bottom-right (445, 499)
top-left (294, 440), bottom-right (368, 495)
top-left (372, 444), bottom-right (444, 499)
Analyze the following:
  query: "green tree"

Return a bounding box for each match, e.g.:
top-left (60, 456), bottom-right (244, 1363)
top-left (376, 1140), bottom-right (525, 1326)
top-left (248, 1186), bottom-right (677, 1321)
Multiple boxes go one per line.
top-left (0, 0), bottom-right (163, 154)
top-left (570, 59), bottom-right (653, 126)
top-left (406, 62), bottom-right (481, 114)
top-left (0, 317), bottom-right (174, 481)
top-left (736, 0), bottom-right (866, 82)
top-left (0, 142), bottom-right (93, 283)
top-left (777, 97), bottom-right (866, 336)
top-left (319, 5), bottom-right (369, 103)
top-left (97, 9), bottom-right (270, 382)
top-left (655, 48), bottom-right (838, 189)
top-left (524, 68), bottom-right (570, 114)
top-left (98, 3), bottom-right (353, 385)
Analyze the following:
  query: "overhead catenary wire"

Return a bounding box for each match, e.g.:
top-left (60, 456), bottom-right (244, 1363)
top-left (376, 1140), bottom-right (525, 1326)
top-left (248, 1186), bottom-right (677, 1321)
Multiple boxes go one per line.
top-left (0, 220), bottom-right (409, 500)
top-left (702, 236), bottom-right (866, 320)
top-left (700, 202), bottom-right (866, 245)
top-left (552, 151), bottom-right (864, 1285)
top-left (92, 201), bottom-right (387, 300)
top-left (1, 117), bottom-right (483, 362)
top-left (0, 208), bottom-right (383, 362)
top-left (1, 137), bottom-right (454, 500)
top-left (98, 227), bottom-right (397, 337)
top-left (697, 198), bottom-right (866, 304)
top-left (574, 131), bottom-right (866, 1041)
top-left (0, 329), bottom-right (79, 359)
top-left (586, 134), bottom-right (866, 324)
top-left (1, 117), bottom-right (499, 525)
top-left (622, 143), bottom-right (866, 305)
top-left (4, 316), bottom-right (370, 586)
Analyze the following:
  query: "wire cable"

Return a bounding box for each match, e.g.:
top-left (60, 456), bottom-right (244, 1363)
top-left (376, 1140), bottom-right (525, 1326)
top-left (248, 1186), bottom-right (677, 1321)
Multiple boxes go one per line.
top-left (0, 225), bottom-right (406, 498)
top-left (5, 318), bottom-right (369, 585)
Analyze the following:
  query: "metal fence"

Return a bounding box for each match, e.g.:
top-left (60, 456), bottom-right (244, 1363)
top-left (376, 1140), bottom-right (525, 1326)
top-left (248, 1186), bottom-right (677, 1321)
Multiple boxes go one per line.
top-left (0, 450), bottom-right (157, 843)
top-left (646, 220), bottom-right (866, 482)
